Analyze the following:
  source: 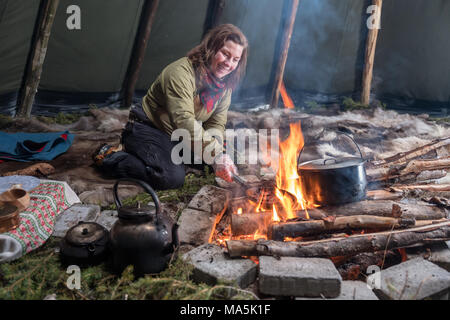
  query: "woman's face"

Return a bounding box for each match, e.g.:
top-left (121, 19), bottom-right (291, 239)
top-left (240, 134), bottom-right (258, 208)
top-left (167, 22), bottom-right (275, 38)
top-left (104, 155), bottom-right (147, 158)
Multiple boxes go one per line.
top-left (210, 40), bottom-right (244, 79)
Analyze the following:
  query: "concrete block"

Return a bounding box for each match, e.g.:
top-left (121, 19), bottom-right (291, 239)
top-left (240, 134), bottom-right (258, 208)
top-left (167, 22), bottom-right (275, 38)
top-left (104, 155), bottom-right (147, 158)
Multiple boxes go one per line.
top-left (406, 243), bottom-right (450, 272)
top-left (187, 185), bottom-right (230, 214)
top-left (368, 258), bottom-right (450, 300)
top-left (95, 210), bottom-right (118, 231)
top-left (297, 281), bottom-right (379, 300)
top-left (53, 204), bottom-right (100, 237)
top-left (183, 244), bottom-right (257, 288)
top-left (177, 208), bottom-right (219, 246)
top-left (259, 256), bottom-right (342, 297)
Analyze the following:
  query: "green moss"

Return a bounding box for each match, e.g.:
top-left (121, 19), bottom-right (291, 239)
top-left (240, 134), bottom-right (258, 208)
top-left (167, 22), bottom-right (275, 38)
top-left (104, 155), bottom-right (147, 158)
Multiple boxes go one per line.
top-left (37, 112), bottom-right (85, 125)
top-left (341, 97), bottom-right (370, 111)
top-left (0, 114), bottom-right (13, 130)
top-left (0, 237), bottom-right (255, 300)
top-left (105, 168), bottom-right (216, 211)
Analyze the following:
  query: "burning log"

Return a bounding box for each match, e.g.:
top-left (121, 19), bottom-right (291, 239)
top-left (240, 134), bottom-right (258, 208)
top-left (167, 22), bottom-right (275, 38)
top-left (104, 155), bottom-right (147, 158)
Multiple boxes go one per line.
top-left (226, 221), bottom-right (450, 258)
top-left (319, 200), bottom-right (447, 220)
top-left (230, 200), bottom-right (447, 236)
top-left (267, 215), bottom-right (416, 241)
top-left (231, 210), bottom-right (326, 236)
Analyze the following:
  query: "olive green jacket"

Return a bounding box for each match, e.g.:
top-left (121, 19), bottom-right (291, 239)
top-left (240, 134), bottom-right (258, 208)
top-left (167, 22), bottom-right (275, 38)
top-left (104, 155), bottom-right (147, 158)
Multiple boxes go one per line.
top-left (142, 57), bottom-right (231, 159)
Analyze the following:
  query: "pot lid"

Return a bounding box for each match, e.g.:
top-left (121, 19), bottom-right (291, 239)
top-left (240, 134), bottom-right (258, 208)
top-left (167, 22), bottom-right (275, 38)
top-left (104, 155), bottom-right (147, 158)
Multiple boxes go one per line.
top-left (0, 203), bottom-right (18, 218)
top-left (65, 222), bottom-right (108, 246)
top-left (298, 157), bottom-right (365, 171)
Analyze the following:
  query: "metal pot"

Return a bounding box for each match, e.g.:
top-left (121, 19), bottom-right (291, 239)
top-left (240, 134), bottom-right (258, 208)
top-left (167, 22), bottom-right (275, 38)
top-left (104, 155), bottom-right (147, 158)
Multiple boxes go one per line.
top-left (59, 221), bottom-right (110, 266)
top-left (297, 133), bottom-right (367, 207)
top-left (109, 178), bottom-right (179, 276)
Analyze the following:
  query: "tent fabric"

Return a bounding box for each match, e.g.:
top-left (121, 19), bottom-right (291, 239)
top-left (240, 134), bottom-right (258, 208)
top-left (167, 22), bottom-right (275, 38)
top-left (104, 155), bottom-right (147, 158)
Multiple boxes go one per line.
top-left (0, 0), bottom-right (449, 116)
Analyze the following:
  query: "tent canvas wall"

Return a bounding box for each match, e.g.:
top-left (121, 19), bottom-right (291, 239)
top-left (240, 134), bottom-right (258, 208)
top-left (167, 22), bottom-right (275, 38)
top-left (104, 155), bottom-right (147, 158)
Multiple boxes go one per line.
top-left (0, 0), bottom-right (449, 116)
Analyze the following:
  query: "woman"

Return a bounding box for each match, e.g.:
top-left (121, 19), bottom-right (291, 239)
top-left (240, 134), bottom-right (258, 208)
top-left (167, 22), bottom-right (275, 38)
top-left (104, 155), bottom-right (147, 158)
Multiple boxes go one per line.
top-left (94, 24), bottom-right (249, 190)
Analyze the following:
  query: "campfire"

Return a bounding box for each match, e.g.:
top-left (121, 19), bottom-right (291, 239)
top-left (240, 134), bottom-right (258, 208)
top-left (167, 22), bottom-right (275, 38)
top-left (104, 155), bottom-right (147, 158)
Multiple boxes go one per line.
top-left (208, 87), bottom-right (450, 292)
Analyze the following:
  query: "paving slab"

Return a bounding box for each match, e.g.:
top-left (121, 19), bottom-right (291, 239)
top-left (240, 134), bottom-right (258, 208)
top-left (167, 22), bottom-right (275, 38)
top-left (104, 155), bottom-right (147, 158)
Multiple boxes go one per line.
top-left (297, 281), bottom-right (379, 300)
top-left (406, 243), bottom-right (450, 272)
top-left (187, 185), bottom-right (230, 214)
top-left (259, 256), bottom-right (342, 298)
top-left (95, 210), bottom-right (119, 231)
top-left (177, 208), bottom-right (221, 246)
top-left (53, 204), bottom-right (101, 237)
top-left (368, 258), bottom-right (450, 300)
top-left (183, 243), bottom-right (257, 288)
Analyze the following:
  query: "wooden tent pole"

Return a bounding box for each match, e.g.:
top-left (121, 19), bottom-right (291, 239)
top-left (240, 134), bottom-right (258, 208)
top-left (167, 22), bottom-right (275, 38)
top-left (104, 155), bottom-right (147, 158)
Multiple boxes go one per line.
top-left (361, 0), bottom-right (383, 106)
top-left (203, 0), bottom-right (226, 37)
top-left (16, 0), bottom-right (60, 118)
top-left (269, 0), bottom-right (299, 109)
top-left (122, 0), bottom-right (160, 109)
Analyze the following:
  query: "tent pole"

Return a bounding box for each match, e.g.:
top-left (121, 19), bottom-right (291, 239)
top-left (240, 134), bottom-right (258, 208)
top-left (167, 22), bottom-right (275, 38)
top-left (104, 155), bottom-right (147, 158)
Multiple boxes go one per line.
top-left (269, 0), bottom-right (299, 109)
top-left (122, 0), bottom-right (160, 109)
top-left (361, 0), bottom-right (383, 106)
top-left (203, 0), bottom-right (226, 37)
top-left (16, 0), bottom-right (60, 118)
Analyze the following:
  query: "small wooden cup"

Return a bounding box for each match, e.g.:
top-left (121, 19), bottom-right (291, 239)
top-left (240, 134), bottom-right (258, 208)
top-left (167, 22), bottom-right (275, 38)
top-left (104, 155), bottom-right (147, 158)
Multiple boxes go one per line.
top-left (0, 188), bottom-right (30, 212)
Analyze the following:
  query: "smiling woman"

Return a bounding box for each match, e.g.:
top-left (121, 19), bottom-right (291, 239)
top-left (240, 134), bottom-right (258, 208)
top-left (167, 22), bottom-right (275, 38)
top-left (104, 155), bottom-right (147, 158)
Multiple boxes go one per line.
top-left (94, 24), bottom-right (249, 190)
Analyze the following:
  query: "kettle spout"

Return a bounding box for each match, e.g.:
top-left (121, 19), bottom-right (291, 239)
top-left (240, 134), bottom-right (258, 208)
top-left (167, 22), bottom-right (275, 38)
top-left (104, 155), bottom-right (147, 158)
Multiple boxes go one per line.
top-left (162, 223), bottom-right (179, 255)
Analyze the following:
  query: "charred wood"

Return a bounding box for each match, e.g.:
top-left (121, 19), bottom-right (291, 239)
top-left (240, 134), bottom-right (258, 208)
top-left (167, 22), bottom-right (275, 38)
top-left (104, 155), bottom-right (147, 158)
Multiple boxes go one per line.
top-left (226, 221), bottom-right (450, 258)
top-left (267, 215), bottom-right (416, 241)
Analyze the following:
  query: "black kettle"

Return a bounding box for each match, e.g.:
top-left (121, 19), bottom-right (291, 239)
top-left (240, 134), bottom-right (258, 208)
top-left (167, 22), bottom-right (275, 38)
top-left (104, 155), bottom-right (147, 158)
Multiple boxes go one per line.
top-left (109, 178), bottom-right (179, 276)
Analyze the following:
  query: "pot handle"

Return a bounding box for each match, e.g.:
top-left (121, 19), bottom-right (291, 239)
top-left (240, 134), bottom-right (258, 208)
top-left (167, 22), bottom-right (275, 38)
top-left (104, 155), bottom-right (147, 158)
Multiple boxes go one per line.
top-left (335, 132), bottom-right (364, 159)
top-left (113, 178), bottom-right (161, 217)
top-left (297, 131), bottom-right (363, 166)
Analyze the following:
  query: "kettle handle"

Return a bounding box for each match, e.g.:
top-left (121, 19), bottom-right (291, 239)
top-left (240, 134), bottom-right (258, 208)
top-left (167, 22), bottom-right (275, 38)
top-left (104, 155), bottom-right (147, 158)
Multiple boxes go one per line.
top-left (113, 178), bottom-right (161, 217)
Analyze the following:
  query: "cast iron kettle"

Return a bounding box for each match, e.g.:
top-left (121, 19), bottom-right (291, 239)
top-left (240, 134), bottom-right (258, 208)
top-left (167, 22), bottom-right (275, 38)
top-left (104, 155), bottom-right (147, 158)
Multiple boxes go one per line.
top-left (109, 178), bottom-right (179, 276)
top-left (297, 132), bottom-right (367, 207)
top-left (59, 221), bottom-right (110, 266)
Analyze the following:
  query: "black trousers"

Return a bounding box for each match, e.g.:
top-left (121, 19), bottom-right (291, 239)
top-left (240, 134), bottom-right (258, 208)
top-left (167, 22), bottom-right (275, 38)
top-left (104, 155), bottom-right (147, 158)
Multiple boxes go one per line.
top-left (102, 121), bottom-right (186, 190)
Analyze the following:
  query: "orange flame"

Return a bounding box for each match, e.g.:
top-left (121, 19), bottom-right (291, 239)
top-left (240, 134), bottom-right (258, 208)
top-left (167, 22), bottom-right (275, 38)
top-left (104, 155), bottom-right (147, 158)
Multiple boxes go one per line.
top-left (280, 81), bottom-right (294, 109)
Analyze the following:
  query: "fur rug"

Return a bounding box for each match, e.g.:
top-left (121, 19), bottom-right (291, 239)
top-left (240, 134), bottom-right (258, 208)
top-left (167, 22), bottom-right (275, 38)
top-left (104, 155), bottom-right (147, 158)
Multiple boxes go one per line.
top-left (1, 106), bottom-right (448, 205)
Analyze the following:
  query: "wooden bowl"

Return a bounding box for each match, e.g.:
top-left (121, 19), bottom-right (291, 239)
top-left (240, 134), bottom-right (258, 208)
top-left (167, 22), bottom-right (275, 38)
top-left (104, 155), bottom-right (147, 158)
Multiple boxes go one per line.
top-left (0, 202), bottom-right (20, 233)
top-left (0, 188), bottom-right (30, 212)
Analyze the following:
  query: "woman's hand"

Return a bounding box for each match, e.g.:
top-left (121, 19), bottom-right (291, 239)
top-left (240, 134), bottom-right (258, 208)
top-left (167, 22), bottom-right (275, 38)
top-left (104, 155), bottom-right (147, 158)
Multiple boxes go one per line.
top-left (212, 153), bottom-right (238, 183)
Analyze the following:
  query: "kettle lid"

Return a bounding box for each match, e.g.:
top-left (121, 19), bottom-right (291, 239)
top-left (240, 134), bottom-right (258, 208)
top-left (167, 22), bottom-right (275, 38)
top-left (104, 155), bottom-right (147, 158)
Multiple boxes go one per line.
top-left (118, 202), bottom-right (157, 220)
top-left (65, 222), bottom-right (109, 246)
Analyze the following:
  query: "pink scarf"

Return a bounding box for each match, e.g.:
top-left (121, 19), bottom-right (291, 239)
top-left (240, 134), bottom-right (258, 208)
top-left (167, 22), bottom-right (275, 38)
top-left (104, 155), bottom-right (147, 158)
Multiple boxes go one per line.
top-left (199, 70), bottom-right (226, 113)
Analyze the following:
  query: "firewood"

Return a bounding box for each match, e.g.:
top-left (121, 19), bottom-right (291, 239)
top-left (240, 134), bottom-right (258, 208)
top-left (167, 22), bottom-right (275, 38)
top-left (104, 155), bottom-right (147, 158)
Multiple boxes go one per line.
top-left (367, 157), bottom-right (450, 182)
top-left (267, 215), bottom-right (416, 240)
top-left (366, 189), bottom-right (403, 200)
top-left (231, 209), bottom-right (326, 236)
top-left (226, 221), bottom-right (450, 258)
top-left (370, 137), bottom-right (450, 168)
top-left (390, 184), bottom-right (450, 192)
top-left (230, 200), bottom-right (446, 236)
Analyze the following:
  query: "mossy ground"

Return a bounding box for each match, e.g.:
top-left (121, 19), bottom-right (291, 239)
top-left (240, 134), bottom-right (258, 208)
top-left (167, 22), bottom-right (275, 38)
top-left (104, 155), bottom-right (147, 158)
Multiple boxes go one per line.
top-left (0, 168), bottom-right (255, 300)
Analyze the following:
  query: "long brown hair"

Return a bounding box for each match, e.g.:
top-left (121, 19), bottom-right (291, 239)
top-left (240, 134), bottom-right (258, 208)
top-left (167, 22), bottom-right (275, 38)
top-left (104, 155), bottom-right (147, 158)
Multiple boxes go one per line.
top-left (187, 24), bottom-right (248, 90)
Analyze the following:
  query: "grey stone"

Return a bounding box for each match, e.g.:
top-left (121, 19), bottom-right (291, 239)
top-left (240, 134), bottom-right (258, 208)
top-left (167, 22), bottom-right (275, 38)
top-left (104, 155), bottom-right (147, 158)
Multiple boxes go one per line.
top-left (296, 281), bottom-right (379, 300)
top-left (53, 204), bottom-right (101, 237)
top-left (183, 243), bottom-right (257, 288)
top-left (406, 243), bottom-right (450, 272)
top-left (177, 208), bottom-right (221, 246)
top-left (187, 185), bottom-right (230, 214)
top-left (95, 210), bottom-right (119, 231)
top-left (258, 256), bottom-right (342, 297)
top-left (368, 258), bottom-right (450, 300)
